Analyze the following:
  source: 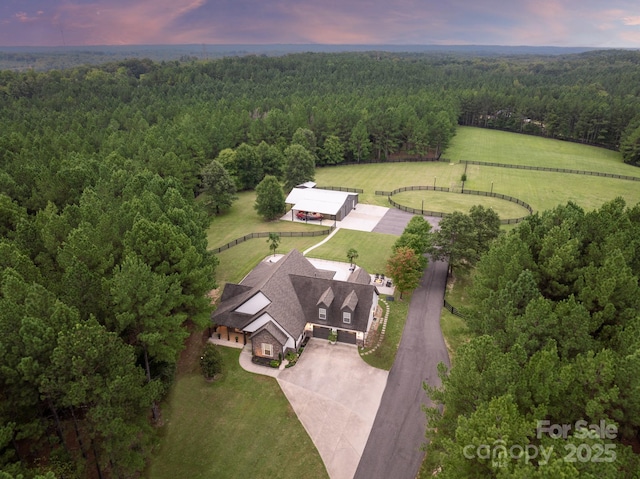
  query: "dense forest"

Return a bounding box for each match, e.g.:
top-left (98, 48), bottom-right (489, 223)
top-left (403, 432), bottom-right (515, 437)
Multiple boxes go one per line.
top-left (424, 199), bottom-right (640, 478)
top-left (2, 49), bottom-right (640, 478)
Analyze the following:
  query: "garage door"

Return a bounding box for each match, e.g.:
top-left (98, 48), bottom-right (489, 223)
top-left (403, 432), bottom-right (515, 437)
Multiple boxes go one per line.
top-left (337, 330), bottom-right (357, 344)
top-left (313, 326), bottom-right (330, 339)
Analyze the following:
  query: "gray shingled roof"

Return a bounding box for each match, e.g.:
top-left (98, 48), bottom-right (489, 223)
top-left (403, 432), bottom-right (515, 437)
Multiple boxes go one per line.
top-left (289, 274), bottom-right (373, 332)
top-left (212, 250), bottom-right (317, 337)
top-left (219, 283), bottom-right (252, 302)
top-left (212, 249), bottom-right (376, 336)
top-left (317, 287), bottom-right (335, 307)
top-left (341, 290), bottom-right (359, 311)
top-left (253, 321), bottom-right (288, 346)
top-left (348, 267), bottom-right (372, 285)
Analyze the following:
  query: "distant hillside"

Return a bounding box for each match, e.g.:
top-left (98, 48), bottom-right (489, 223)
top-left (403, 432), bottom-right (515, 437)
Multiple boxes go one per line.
top-left (0, 44), bottom-right (604, 71)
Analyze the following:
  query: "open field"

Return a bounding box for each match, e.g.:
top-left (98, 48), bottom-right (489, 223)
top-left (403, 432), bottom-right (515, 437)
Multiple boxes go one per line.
top-left (446, 126), bottom-right (633, 174)
top-left (312, 129), bottom-right (640, 217)
top-left (214, 236), bottom-right (324, 285)
top-left (147, 347), bottom-right (328, 479)
top-left (462, 164), bottom-right (640, 213)
top-left (315, 162), bottom-right (466, 205)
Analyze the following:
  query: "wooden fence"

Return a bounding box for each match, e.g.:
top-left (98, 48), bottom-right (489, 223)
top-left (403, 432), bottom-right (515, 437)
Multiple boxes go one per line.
top-left (211, 227), bottom-right (335, 254)
top-left (443, 299), bottom-right (466, 319)
top-left (376, 185), bottom-right (533, 224)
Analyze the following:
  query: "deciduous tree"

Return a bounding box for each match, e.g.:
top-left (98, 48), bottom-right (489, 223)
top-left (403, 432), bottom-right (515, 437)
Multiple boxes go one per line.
top-left (267, 232), bottom-right (280, 257)
top-left (394, 215), bottom-right (432, 269)
top-left (348, 119), bottom-right (372, 162)
top-left (200, 159), bottom-right (237, 215)
top-left (254, 175), bottom-right (285, 221)
top-left (283, 144), bottom-right (315, 192)
top-left (385, 246), bottom-right (422, 299)
top-left (235, 143), bottom-right (263, 190)
top-left (430, 211), bottom-right (477, 275)
top-left (320, 135), bottom-right (345, 165)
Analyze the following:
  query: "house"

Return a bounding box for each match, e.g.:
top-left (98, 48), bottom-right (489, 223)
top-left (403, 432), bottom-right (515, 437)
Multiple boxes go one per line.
top-left (285, 183), bottom-right (358, 222)
top-left (211, 249), bottom-right (378, 359)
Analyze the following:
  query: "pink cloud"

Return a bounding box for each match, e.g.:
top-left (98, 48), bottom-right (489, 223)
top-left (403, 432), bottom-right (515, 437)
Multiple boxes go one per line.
top-left (16, 11), bottom-right (43, 23)
top-left (2, 0), bottom-right (640, 48)
top-left (623, 16), bottom-right (640, 26)
top-left (54, 0), bottom-right (207, 44)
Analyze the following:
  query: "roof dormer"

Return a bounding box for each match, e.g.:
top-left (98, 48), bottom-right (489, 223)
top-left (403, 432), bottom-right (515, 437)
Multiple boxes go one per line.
top-left (341, 290), bottom-right (358, 311)
top-left (317, 286), bottom-right (335, 307)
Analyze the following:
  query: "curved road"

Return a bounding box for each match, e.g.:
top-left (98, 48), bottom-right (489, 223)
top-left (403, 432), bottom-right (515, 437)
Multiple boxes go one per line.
top-left (354, 258), bottom-right (450, 479)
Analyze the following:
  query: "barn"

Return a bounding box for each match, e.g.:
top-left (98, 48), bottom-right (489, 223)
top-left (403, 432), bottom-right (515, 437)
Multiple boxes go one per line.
top-left (285, 183), bottom-right (359, 222)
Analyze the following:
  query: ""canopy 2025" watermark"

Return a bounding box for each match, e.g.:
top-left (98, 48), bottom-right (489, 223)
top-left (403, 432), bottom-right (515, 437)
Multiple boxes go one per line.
top-left (462, 419), bottom-right (617, 468)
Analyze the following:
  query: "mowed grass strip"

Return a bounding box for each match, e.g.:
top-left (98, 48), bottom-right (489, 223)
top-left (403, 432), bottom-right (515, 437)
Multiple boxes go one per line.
top-left (441, 271), bottom-right (473, 363)
top-left (147, 348), bottom-right (328, 479)
top-left (440, 311), bottom-right (469, 364)
top-left (360, 296), bottom-right (410, 370)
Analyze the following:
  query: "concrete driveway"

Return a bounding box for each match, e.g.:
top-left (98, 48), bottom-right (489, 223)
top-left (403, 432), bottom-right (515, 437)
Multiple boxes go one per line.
top-left (277, 340), bottom-right (388, 479)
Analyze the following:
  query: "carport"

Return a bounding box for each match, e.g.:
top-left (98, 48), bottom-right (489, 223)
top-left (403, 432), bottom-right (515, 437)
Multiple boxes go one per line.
top-left (286, 187), bottom-right (358, 222)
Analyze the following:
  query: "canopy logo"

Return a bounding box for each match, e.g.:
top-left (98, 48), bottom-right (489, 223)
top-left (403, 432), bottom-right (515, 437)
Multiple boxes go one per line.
top-left (462, 419), bottom-right (617, 468)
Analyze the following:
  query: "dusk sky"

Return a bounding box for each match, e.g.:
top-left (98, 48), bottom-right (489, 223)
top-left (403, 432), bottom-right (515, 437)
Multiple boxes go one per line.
top-left (1, 0), bottom-right (640, 48)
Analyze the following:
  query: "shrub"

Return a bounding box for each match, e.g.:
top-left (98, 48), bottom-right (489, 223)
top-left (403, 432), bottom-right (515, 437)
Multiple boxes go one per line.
top-left (285, 351), bottom-right (297, 362)
top-left (270, 360), bottom-right (281, 368)
top-left (200, 343), bottom-right (223, 379)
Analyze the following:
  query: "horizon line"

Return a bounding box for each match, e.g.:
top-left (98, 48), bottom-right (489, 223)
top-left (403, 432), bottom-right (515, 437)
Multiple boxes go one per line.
top-left (1, 43), bottom-right (634, 50)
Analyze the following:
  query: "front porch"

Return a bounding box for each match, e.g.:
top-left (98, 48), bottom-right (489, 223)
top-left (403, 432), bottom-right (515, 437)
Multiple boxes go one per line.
top-left (210, 325), bottom-right (248, 347)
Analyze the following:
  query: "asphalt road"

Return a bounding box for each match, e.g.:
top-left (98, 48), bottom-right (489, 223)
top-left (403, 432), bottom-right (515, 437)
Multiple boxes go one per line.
top-left (354, 257), bottom-right (450, 479)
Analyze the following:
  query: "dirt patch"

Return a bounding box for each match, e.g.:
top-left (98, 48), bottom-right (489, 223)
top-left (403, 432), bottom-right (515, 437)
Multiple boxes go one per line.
top-left (176, 322), bottom-right (209, 377)
top-left (208, 287), bottom-right (221, 304)
top-left (174, 287), bottom-right (221, 377)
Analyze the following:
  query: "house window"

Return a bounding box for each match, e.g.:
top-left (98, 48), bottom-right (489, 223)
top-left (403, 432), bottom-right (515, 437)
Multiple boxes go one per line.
top-left (343, 311), bottom-right (351, 324)
top-left (262, 343), bottom-right (273, 357)
top-left (319, 308), bottom-right (327, 320)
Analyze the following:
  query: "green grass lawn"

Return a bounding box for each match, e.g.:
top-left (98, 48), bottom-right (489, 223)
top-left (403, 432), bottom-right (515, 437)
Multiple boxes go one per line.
top-left (207, 190), bottom-right (327, 250)
top-left (391, 189), bottom-right (531, 220)
top-left (147, 347), bottom-right (328, 479)
top-left (314, 162), bottom-right (466, 205)
top-left (360, 296), bottom-right (410, 370)
top-left (312, 128), bottom-right (640, 216)
top-left (305, 229), bottom-right (398, 275)
top-left (447, 126), bottom-right (639, 175)
top-left (463, 164), bottom-right (640, 214)
top-left (214, 235), bottom-right (325, 285)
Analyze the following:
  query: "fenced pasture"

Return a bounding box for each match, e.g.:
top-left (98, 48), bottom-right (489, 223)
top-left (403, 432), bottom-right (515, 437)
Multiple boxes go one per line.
top-left (447, 127), bottom-right (630, 174)
top-left (209, 127), bottom-right (640, 283)
top-left (314, 127), bottom-right (640, 216)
